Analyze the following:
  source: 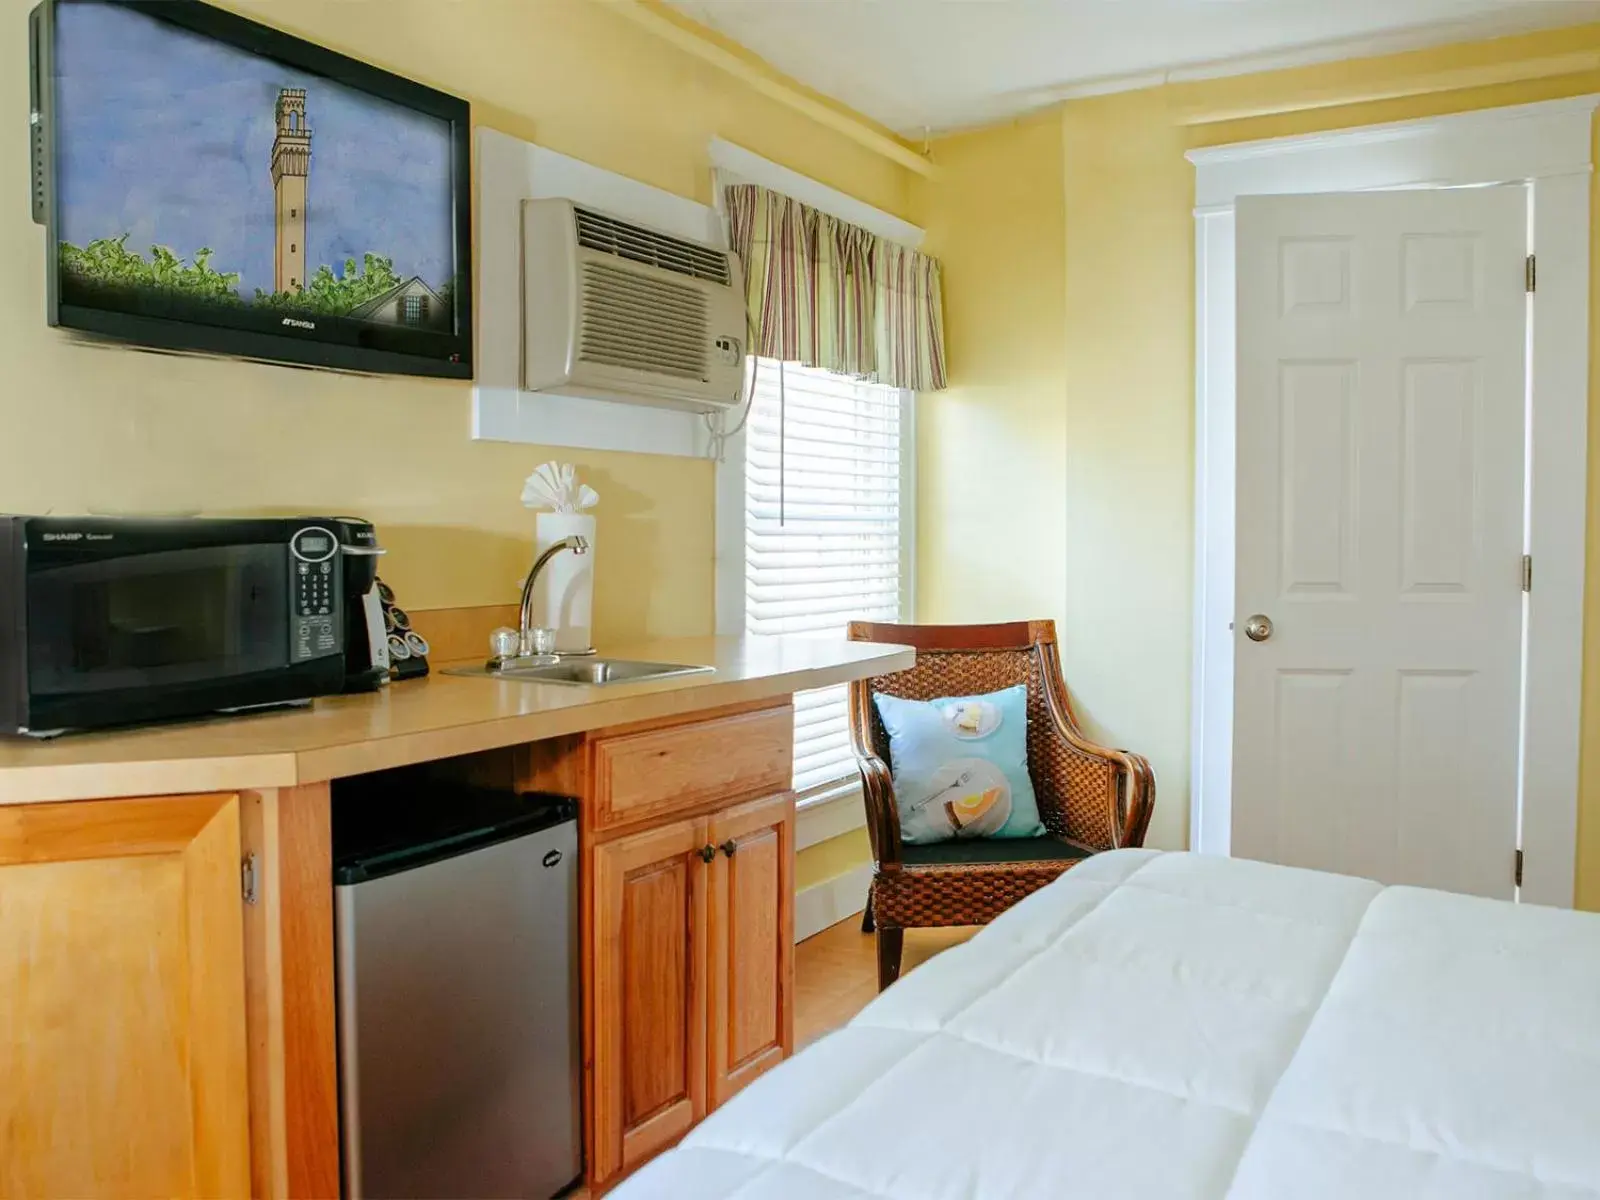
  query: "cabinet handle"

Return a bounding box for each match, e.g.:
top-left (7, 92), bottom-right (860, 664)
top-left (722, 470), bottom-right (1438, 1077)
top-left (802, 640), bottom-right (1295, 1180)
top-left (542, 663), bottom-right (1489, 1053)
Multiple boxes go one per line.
top-left (720, 839), bottom-right (738, 858)
top-left (699, 844), bottom-right (716, 864)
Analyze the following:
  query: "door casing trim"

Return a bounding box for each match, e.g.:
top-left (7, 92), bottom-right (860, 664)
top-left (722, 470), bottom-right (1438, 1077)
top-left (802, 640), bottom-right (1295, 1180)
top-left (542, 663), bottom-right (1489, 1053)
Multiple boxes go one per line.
top-left (1188, 95), bottom-right (1596, 907)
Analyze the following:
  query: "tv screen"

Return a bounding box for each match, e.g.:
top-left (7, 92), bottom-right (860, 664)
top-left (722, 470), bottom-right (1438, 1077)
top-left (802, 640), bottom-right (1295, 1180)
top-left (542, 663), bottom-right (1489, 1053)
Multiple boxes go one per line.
top-left (31, 0), bottom-right (473, 378)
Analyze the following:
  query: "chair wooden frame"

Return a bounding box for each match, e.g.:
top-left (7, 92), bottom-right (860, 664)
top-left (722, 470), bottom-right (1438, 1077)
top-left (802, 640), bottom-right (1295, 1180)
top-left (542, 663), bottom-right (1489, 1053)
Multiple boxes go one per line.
top-left (848, 620), bottom-right (1155, 989)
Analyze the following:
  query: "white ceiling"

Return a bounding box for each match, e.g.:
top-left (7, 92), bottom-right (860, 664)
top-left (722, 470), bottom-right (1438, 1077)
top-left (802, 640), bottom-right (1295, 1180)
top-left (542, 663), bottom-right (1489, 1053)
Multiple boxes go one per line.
top-left (664, 0), bottom-right (1600, 134)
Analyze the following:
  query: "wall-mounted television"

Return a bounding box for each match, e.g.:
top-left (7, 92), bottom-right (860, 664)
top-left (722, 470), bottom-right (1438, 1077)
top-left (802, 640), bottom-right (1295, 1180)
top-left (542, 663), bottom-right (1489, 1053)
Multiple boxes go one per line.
top-left (29, 0), bottom-right (473, 379)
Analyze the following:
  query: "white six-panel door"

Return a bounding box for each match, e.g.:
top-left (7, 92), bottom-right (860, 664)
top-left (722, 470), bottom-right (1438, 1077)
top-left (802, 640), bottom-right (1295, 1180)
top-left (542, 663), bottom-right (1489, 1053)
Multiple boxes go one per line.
top-left (1233, 187), bottom-right (1527, 899)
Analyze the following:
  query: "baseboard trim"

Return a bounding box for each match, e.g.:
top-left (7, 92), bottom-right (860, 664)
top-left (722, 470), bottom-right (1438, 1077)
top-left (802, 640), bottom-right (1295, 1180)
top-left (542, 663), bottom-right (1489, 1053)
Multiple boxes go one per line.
top-left (794, 863), bottom-right (872, 943)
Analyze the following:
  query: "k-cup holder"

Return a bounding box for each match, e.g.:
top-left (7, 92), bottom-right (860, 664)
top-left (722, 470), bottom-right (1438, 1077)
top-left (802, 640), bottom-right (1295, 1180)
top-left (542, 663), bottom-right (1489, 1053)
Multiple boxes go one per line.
top-left (374, 575), bottom-right (429, 681)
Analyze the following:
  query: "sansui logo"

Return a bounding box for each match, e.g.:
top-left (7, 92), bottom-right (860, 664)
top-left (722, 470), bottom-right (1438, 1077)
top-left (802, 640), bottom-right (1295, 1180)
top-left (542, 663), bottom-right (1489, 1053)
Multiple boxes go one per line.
top-left (281, 317), bottom-right (316, 330)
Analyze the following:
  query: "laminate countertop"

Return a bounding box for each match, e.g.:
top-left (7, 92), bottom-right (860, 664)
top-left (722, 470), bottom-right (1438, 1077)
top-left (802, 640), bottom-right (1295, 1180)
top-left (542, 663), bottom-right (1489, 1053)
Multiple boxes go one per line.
top-left (0, 637), bottom-right (914, 805)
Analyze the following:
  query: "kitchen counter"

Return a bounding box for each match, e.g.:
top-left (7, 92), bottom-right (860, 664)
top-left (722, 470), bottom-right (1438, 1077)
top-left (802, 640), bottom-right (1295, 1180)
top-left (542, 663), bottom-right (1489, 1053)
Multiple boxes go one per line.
top-left (0, 636), bottom-right (913, 805)
top-left (0, 631), bottom-right (916, 1199)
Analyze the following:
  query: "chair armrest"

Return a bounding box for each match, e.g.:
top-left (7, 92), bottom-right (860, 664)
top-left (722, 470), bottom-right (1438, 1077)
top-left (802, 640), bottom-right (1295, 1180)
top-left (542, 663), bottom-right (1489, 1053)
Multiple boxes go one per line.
top-left (853, 748), bottom-right (904, 867)
top-left (848, 678), bottom-right (904, 867)
top-left (1119, 751), bottom-right (1156, 848)
top-left (1036, 683), bottom-right (1156, 851)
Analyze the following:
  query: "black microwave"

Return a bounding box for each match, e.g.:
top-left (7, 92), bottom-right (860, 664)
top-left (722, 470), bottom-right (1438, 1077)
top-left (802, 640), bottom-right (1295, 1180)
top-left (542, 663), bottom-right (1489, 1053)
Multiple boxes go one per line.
top-left (0, 515), bottom-right (347, 736)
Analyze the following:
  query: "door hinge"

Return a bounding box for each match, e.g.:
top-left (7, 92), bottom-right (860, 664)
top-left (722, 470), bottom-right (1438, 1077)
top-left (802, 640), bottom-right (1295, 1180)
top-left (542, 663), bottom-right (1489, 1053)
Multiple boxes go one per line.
top-left (1514, 848), bottom-right (1525, 889)
top-left (1522, 554), bottom-right (1533, 593)
top-left (1526, 254), bottom-right (1537, 293)
top-left (241, 852), bottom-right (259, 906)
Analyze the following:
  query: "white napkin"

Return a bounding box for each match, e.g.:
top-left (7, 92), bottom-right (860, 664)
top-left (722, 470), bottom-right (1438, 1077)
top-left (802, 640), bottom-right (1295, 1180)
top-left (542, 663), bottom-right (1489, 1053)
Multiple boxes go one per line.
top-left (520, 461), bottom-right (600, 513)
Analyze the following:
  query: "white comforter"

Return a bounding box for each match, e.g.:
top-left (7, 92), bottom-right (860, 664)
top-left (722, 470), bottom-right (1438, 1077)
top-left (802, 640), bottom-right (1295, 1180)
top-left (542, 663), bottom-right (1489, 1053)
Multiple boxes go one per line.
top-left (616, 850), bottom-right (1600, 1199)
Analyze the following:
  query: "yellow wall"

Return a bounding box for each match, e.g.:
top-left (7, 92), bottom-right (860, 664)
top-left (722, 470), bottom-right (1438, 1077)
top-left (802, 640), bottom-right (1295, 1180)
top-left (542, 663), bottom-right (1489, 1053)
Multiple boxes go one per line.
top-left (1, 0), bottom-right (912, 644)
top-left (912, 114), bottom-right (1067, 628)
top-left (2, 0), bottom-right (925, 909)
top-left (796, 827), bottom-right (872, 893)
top-left (916, 25), bottom-right (1600, 902)
top-left (1057, 90), bottom-right (1197, 854)
top-left (21, 1), bottom-right (1599, 910)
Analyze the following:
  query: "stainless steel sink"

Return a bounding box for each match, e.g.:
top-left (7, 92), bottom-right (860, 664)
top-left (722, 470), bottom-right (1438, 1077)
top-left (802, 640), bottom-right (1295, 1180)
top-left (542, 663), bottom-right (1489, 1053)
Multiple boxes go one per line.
top-left (445, 658), bottom-right (715, 687)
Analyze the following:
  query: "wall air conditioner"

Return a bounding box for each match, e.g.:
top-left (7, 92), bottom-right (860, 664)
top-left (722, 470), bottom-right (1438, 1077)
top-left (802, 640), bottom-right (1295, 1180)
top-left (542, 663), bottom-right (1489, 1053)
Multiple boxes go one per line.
top-left (521, 198), bottom-right (747, 413)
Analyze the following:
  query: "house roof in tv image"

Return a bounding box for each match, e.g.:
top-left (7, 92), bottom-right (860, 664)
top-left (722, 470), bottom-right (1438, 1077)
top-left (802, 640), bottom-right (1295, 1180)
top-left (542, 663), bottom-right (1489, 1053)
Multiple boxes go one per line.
top-left (347, 276), bottom-right (449, 328)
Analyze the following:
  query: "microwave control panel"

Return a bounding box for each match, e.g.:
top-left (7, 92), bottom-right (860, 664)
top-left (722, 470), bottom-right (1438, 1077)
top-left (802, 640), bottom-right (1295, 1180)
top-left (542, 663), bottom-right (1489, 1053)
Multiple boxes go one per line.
top-left (289, 526), bottom-right (342, 662)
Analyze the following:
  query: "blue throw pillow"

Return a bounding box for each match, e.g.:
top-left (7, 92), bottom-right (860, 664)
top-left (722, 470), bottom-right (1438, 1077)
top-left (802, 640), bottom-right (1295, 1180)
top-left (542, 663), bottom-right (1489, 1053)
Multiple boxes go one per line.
top-left (872, 685), bottom-right (1044, 844)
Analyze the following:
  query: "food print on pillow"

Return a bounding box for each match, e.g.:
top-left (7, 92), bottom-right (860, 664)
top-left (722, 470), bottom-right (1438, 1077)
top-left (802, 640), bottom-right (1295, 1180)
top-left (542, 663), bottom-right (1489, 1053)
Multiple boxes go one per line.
top-left (914, 698), bottom-right (1011, 837)
top-left (873, 685), bottom-right (1045, 843)
top-left (915, 758), bottom-right (1012, 839)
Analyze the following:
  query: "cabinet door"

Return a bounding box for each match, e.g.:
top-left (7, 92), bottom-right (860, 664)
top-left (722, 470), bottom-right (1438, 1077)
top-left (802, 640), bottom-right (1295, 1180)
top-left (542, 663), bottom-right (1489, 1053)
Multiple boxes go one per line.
top-left (0, 794), bottom-right (250, 1199)
top-left (589, 815), bottom-right (709, 1184)
top-left (707, 793), bottom-right (795, 1108)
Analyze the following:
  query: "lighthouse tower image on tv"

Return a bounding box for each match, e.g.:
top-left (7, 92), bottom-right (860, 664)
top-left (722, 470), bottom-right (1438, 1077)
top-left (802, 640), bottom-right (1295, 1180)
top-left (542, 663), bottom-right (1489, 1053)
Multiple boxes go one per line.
top-left (264, 86), bottom-right (444, 326)
top-left (50, 0), bottom-right (458, 334)
top-left (270, 88), bottom-right (311, 294)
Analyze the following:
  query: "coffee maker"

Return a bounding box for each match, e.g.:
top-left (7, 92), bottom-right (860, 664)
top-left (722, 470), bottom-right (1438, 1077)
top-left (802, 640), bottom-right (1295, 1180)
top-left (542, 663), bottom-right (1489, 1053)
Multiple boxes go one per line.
top-left (335, 518), bottom-right (390, 692)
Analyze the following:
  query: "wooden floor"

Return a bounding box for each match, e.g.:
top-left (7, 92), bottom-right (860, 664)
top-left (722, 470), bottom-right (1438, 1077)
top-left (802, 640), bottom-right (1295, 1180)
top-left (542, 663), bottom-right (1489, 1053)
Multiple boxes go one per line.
top-left (794, 916), bottom-right (976, 1046)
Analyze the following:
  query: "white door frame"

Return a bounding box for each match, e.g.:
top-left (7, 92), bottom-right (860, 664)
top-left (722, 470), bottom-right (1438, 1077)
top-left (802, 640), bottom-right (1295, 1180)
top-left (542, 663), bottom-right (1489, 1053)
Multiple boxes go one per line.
top-left (1189, 96), bottom-right (1595, 908)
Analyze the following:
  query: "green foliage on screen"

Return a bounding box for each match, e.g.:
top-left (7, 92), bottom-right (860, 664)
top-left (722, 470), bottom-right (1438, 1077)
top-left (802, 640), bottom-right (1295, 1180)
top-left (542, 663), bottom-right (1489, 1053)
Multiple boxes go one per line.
top-left (59, 241), bottom-right (416, 320)
top-left (59, 235), bottom-right (243, 303)
top-left (254, 253), bottom-right (403, 315)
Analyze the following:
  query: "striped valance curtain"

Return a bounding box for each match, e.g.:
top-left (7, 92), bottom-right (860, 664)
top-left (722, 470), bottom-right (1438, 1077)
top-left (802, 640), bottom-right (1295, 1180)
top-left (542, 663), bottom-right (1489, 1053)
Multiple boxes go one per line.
top-left (724, 183), bottom-right (947, 391)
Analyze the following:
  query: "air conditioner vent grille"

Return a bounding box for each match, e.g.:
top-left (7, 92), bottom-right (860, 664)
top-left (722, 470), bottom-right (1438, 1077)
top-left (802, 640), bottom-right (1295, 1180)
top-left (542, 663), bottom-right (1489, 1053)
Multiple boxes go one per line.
top-left (577, 262), bottom-right (709, 381)
top-left (573, 206), bottom-right (731, 285)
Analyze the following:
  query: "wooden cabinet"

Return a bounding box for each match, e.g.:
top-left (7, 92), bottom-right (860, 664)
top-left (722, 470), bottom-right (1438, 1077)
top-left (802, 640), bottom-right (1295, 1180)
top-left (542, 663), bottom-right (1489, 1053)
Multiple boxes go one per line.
top-left (585, 702), bottom-right (797, 1190)
top-left (0, 793), bottom-right (251, 1199)
top-left (590, 706), bottom-right (793, 833)
top-left (589, 815), bottom-right (710, 1183)
top-left (588, 795), bottom-right (794, 1185)
top-left (708, 794), bottom-right (794, 1108)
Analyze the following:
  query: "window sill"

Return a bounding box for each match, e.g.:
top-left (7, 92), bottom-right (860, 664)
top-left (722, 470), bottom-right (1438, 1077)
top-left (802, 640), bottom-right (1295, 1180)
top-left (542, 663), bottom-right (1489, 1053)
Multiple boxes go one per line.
top-left (797, 778), bottom-right (859, 811)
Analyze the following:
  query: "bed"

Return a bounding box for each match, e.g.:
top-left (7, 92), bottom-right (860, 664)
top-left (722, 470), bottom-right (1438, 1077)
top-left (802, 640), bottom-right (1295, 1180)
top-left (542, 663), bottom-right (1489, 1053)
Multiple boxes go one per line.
top-left (614, 849), bottom-right (1600, 1199)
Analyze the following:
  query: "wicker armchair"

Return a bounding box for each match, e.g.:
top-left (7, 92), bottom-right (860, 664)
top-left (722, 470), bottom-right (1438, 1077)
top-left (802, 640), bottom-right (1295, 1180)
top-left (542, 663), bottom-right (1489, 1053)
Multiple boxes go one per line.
top-left (848, 620), bottom-right (1154, 990)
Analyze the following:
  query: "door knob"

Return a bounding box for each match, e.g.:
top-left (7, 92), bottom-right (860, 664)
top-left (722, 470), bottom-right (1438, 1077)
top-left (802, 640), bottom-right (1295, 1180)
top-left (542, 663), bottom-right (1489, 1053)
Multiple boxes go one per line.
top-left (699, 844), bottom-right (716, 863)
top-left (1244, 614), bottom-right (1274, 642)
top-left (720, 839), bottom-right (738, 858)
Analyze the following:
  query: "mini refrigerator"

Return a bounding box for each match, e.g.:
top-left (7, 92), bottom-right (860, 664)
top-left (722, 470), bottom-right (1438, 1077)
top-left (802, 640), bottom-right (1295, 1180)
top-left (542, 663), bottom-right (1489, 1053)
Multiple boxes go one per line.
top-left (333, 781), bottom-right (580, 1198)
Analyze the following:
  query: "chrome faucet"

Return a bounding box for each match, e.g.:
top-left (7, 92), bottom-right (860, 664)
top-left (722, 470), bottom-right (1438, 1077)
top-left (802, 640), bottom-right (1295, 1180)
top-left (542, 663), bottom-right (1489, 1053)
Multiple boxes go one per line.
top-left (517, 535), bottom-right (589, 657)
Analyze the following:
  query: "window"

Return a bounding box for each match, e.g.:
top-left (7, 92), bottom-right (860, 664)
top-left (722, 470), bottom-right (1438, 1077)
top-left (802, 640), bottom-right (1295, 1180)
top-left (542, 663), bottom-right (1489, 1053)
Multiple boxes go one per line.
top-left (402, 294), bottom-right (429, 326)
top-left (743, 359), bottom-right (911, 798)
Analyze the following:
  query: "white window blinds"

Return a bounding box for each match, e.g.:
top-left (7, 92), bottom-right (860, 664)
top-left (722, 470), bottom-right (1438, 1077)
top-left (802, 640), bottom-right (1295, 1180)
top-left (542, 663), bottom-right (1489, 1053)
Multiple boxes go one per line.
top-left (744, 358), bottom-right (909, 797)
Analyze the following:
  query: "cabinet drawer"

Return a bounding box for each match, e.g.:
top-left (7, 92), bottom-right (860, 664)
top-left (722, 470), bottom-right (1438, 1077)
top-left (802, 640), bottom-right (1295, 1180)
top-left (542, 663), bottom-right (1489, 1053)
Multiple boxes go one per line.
top-left (591, 705), bottom-right (793, 831)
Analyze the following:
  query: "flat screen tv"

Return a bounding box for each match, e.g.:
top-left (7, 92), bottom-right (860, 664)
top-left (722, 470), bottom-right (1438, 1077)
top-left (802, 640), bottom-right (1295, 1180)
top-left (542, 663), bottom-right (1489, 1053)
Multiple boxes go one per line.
top-left (29, 0), bottom-right (473, 378)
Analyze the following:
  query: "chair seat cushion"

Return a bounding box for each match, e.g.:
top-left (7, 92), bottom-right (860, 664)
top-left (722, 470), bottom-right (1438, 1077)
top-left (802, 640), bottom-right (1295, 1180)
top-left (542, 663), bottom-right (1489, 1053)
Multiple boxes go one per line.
top-left (901, 834), bottom-right (1094, 868)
